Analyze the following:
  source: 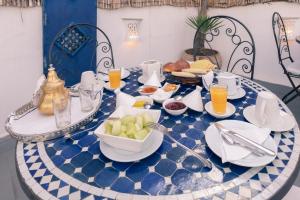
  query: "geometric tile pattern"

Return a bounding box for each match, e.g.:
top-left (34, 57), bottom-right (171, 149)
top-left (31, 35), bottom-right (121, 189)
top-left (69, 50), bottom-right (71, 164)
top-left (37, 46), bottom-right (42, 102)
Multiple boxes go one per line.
top-left (16, 68), bottom-right (300, 199)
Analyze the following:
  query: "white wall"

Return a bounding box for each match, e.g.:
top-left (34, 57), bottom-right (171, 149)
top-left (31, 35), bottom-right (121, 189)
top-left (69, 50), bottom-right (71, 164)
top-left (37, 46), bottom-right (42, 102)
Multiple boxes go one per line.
top-left (1, 2), bottom-right (300, 137)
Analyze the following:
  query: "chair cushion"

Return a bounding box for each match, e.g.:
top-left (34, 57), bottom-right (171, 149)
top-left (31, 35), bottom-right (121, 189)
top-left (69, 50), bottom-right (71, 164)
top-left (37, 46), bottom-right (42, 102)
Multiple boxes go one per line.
top-left (286, 60), bottom-right (300, 76)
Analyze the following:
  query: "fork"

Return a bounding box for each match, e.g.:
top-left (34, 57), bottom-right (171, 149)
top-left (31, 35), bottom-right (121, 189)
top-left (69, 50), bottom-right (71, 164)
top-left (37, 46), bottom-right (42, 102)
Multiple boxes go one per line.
top-left (144, 122), bottom-right (212, 169)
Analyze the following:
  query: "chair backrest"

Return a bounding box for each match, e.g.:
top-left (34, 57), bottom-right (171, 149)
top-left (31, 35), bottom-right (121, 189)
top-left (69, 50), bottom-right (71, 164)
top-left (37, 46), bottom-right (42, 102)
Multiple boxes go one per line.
top-left (48, 23), bottom-right (115, 85)
top-left (193, 15), bottom-right (256, 80)
top-left (272, 12), bottom-right (293, 65)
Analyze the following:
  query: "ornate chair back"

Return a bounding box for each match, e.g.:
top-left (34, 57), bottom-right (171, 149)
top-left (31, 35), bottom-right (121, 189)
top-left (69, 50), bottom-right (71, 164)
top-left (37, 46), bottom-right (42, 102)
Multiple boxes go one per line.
top-left (193, 15), bottom-right (256, 80)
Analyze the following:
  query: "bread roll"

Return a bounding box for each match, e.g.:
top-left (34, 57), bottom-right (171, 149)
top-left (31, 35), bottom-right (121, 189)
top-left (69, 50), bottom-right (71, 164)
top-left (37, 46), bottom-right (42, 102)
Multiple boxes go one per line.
top-left (175, 59), bottom-right (190, 71)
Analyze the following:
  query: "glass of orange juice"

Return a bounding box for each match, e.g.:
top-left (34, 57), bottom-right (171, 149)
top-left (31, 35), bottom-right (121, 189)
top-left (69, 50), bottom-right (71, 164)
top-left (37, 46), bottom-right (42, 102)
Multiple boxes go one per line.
top-left (108, 69), bottom-right (121, 89)
top-left (210, 84), bottom-right (228, 114)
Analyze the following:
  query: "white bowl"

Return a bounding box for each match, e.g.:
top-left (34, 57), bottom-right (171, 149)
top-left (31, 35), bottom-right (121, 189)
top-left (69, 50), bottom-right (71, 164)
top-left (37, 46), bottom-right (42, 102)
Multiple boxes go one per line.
top-left (150, 88), bottom-right (173, 104)
top-left (137, 85), bottom-right (158, 96)
top-left (94, 106), bottom-right (161, 152)
top-left (163, 98), bottom-right (188, 116)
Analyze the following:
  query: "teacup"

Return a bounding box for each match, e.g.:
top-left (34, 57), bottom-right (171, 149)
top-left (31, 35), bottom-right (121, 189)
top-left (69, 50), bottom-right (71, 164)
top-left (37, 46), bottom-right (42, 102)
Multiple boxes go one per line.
top-left (255, 91), bottom-right (280, 126)
top-left (81, 71), bottom-right (96, 89)
top-left (140, 60), bottom-right (162, 81)
top-left (217, 72), bottom-right (241, 96)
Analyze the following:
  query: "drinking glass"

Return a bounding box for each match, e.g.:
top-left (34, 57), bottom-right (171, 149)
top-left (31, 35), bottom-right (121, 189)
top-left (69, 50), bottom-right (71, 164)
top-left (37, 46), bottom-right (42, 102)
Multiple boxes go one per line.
top-left (108, 69), bottom-right (121, 89)
top-left (53, 95), bottom-right (71, 129)
top-left (210, 84), bottom-right (228, 114)
top-left (79, 86), bottom-right (94, 112)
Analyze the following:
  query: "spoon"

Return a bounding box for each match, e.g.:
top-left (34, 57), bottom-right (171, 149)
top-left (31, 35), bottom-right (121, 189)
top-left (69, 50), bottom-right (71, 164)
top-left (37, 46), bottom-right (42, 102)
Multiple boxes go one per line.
top-left (173, 95), bottom-right (183, 101)
top-left (143, 102), bottom-right (152, 109)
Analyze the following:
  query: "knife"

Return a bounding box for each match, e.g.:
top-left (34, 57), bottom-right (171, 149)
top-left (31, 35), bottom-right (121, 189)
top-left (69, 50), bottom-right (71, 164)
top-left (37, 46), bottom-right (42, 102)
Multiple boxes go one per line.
top-left (214, 122), bottom-right (276, 157)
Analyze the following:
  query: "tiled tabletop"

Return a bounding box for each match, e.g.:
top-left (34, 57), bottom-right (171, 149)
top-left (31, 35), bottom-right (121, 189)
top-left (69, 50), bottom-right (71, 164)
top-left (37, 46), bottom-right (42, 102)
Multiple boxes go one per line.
top-left (16, 68), bottom-right (300, 200)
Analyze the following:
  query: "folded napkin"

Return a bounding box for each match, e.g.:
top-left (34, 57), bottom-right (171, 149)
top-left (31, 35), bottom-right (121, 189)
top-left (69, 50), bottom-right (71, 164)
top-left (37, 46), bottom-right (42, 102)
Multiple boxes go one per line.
top-left (219, 122), bottom-right (270, 163)
top-left (32, 75), bottom-right (46, 106)
top-left (115, 89), bottom-right (136, 108)
top-left (121, 67), bottom-right (126, 77)
top-left (202, 71), bottom-right (214, 90)
top-left (144, 71), bottom-right (162, 87)
top-left (182, 86), bottom-right (203, 112)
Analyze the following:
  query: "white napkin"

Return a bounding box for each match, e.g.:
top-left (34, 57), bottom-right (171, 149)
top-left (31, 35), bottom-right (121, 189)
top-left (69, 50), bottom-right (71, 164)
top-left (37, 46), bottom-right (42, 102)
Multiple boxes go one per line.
top-left (115, 89), bottom-right (136, 108)
top-left (144, 71), bottom-right (162, 87)
top-left (120, 67), bottom-right (126, 77)
top-left (202, 71), bottom-right (214, 90)
top-left (182, 86), bottom-right (203, 112)
top-left (219, 123), bottom-right (270, 163)
top-left (32, 75), bottom-right (46, 106)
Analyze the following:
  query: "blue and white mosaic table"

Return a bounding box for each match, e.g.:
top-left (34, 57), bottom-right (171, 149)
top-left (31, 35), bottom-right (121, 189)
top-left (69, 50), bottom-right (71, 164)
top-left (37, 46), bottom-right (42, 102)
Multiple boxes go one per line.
top-left (16, 69), bottom-right (300, 200)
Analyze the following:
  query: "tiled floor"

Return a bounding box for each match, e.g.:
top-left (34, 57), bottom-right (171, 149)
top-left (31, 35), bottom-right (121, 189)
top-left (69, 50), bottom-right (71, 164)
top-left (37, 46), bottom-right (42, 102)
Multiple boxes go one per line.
top-left (0, 80), bottom-right (299, 199)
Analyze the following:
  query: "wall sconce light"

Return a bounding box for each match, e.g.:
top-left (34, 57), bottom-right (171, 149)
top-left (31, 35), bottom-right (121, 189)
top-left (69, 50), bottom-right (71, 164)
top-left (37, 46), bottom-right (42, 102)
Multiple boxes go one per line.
top-left (122, 18), bottom-right (142, 41)
top-left (283, 17), bottom-right (298, 40)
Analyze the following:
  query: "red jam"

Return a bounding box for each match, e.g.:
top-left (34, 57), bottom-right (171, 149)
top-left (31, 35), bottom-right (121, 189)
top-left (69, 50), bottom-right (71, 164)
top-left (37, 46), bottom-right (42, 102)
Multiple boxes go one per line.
top-left (165, 102), bottom-right (186, 110)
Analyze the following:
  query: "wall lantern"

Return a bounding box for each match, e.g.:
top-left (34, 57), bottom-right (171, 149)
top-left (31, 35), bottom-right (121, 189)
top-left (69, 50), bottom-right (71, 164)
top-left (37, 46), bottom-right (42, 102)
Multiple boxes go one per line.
top-left (122, 18), bottom-right (142, 41)
top-left (283, 17), bottom-right (299, 40)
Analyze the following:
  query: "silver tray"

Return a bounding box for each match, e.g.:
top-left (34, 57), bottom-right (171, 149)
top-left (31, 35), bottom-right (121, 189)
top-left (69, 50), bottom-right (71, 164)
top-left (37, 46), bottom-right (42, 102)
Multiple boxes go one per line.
top-left (5, 94), bottom-right (102, 143)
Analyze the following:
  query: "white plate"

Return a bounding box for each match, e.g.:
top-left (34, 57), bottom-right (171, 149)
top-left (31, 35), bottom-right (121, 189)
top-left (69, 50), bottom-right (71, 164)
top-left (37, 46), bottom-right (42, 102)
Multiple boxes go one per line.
top-left (100, 129), bottom-right (163, 162)
top-left (243, 105), bottom-right (296, 132)
top-left (97, 69), bottom-right (130, 81)
top-left (104, 81), bottom-right (126, 91)
top-left (138, 75), bottom-right (165, 84)
top-left (227, 88), bottom-right (246, 100)
top-left (205, 120), bottom-right (277, 167)
top-left (205, 101), bottom-right (236, 119)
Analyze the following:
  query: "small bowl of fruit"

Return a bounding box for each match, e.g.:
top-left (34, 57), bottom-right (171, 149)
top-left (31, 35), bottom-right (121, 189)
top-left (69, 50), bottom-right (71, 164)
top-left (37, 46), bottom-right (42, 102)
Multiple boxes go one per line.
top-left (163, 98), bottom-right (187, 116)
top-left (94, 106), bottom-right (161, 152)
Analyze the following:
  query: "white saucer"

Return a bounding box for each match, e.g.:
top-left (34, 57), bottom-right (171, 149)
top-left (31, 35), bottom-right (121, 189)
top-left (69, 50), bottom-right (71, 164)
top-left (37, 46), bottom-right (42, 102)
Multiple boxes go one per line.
top-left (205, 101), bottom-right (236, 119)
top-left (104, 81), bottom-right (126, 91)
top-left (138, 76), bottom-right (165, 84)
top-left (243, 105), bottom-right (295, 132)
top-left (205, 120), bottom-right (277, 167)
top-left (97, 69), bottom-right (130, 81)
top-left (228, 88), bottom-right (246, 100)
top-left (100, 130), bottom-right (163, 162)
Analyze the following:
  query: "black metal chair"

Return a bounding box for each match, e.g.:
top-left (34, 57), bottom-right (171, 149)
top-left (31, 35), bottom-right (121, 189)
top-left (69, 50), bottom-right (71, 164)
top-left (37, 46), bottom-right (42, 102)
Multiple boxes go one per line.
top-left (272, 12), bottom-right (300, 104)
top-left (193, 15), bottom-right (256, 80)
top-left (48, 23), bottom-right (115, 85)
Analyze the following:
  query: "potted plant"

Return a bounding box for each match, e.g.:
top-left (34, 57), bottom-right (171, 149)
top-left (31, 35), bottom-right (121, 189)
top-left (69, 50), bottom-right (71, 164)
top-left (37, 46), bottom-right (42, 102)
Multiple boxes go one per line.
top-left (183, 0), bottom-right (222, 65)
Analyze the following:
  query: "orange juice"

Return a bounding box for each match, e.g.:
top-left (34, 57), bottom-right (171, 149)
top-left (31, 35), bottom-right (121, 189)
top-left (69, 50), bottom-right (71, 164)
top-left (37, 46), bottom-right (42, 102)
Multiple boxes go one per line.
top-left (109, 69), bottom-right (121, 89)
top-left (210, 84), bottom-right (228, 114)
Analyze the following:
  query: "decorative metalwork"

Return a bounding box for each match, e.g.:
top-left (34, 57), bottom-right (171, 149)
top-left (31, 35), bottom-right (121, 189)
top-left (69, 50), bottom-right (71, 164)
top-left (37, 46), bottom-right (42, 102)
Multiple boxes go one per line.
top-left (49, 23), bottom-right (115, 75)
top-left (272, 12), bottom-right (300, 104)
top-left (193, 15), bottom-right (256, 80)
top-left (272, 12), bottom-right (293, 63)
top-left (55, 26), bottom-right (89, 56)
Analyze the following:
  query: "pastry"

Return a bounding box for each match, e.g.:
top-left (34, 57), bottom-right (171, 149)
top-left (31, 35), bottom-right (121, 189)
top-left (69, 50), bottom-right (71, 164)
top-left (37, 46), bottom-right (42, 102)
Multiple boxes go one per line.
top-left (171, 71), bottom-right (196, 78)
top-left (163, 84), bottom-right (177, 92)
top-left (190, 59), bottom-right (216, 70)
top-left (182, 68), bottom-right (210, 74)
